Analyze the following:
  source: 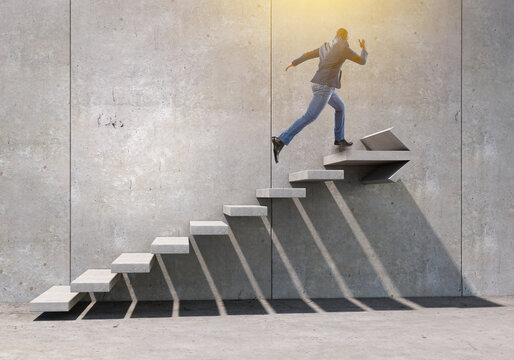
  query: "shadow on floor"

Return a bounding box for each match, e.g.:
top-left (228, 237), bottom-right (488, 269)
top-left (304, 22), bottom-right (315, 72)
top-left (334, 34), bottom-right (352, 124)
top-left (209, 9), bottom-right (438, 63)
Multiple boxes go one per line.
top-left (83, 301), bottom-right (131, 320)
top-left (357, 297), bottom-right (412, 310)
top-left (406, 296), bottom-right (502, 308)
top-left (33, 301), bottom-right (91, 321)
top-left (33, 296), bottom-right (502, 321)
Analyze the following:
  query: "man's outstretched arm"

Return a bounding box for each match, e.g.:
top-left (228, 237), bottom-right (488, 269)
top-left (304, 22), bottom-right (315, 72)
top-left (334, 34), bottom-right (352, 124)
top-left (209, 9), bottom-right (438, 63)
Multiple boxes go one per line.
top-left (348, 39), bottom-right (368, 65)
top-left (285, 48), bottom-right (320, 71)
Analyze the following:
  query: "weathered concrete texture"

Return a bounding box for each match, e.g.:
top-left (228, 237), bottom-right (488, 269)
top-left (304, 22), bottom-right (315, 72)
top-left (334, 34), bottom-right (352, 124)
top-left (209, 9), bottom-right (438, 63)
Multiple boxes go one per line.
top-left (272, 0), bottom-right (462, 297)
top-left (4, 298), bottom-right (514, 359)
top-left (70, 0), bottom-right (271, 300)
top-left (0, 0), bottom-right (70, 302)
top-left (462, 0), bottom-right (514, 295)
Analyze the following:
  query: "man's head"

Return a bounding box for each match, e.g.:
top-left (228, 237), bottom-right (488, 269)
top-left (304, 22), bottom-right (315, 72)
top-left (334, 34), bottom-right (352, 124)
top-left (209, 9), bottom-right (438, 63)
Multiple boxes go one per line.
top-left (336, 28), bottom-right (348, 40)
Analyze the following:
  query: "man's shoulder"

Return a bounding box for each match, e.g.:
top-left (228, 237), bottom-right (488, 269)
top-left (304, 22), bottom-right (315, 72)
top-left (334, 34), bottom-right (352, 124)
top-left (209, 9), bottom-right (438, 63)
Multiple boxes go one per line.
top-left (341, 45), bottom-right (355, 56)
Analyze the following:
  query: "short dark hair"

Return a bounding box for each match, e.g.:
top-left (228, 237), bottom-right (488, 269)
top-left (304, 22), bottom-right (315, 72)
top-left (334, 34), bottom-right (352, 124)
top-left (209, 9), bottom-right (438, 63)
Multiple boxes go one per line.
top-left (336, 28), bottom-right (348, 40)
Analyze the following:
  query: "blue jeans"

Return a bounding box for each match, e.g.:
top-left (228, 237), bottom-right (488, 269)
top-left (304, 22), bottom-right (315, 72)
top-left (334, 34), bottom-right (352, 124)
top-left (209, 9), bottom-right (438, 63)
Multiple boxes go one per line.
top-left (278, 83), bottom-right (345, 145)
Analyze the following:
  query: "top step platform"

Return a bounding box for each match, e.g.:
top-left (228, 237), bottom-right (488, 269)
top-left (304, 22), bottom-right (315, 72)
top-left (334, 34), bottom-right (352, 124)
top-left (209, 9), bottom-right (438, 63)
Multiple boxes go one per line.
top-left (323, 149), bottom-right (411, 166)
top-left (323, 128), bottom-right (411, 184)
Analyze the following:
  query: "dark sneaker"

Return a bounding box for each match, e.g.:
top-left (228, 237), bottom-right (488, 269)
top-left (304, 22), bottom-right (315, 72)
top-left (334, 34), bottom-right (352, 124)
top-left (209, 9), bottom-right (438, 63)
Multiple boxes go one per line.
top-left (334, 139), bottom-right (353, 147)
top-left (272, 136), bottom-right (285, 163)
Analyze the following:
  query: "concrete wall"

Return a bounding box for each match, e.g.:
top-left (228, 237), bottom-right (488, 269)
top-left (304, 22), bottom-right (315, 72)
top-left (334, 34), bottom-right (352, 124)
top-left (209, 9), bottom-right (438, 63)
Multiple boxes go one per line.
top-left (1, 0), bottom-right (512, 302)
top-left (70, 0), bottom-right (271, 301)
top-left (462, 0), bottom-right (514, 295)
top-left (0, 0), bottom-right (70, 302)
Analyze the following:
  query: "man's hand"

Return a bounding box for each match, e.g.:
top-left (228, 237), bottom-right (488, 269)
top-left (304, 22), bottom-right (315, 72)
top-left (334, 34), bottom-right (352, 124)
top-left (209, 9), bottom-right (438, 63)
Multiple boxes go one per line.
top-left (352, 40), bottom-right (367, 64)
top-left (285, 64), bottom-right (295, 71)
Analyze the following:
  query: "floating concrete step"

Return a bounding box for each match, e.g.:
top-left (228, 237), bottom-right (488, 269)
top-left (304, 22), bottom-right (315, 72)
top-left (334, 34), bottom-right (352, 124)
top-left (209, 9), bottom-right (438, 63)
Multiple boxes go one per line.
top-left (223, 205), bottom-right (267, 217)
top-left (111, 253), bottom-right (155, 273)
top-left (289, 170), bottom-right (345, 183)
top-left (324, 127), bottom-right (412, 184)
top-left (190, 221), bottom-right (229, 235)
top-left (323, 149), bottom-right (411, 166)
top-left (151, 237), bottom-right (190, 254)
top-left (255, 188), bottom-right (306, 198)
top-left (29, 285), bottom-right (85, 312)
top-left (323, 150), bottom-right (410, 184)
top-left (71, 269), bottom-right (121, 293)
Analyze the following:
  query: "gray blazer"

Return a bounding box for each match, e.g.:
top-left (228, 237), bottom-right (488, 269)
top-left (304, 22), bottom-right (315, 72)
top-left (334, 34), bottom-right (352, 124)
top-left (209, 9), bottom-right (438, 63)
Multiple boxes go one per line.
top-left (291, 39), bottom-right (368, 89)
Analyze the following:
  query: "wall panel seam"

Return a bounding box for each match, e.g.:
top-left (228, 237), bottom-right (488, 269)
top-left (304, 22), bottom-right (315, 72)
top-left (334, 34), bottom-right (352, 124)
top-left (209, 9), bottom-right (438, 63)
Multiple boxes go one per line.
top-left (69, 0), bottom-right (72, 285)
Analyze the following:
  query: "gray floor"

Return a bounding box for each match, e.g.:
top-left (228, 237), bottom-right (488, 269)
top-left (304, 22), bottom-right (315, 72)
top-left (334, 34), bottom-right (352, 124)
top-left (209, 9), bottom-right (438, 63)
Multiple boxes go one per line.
top-left (1, 297), bottom-right (513, 359)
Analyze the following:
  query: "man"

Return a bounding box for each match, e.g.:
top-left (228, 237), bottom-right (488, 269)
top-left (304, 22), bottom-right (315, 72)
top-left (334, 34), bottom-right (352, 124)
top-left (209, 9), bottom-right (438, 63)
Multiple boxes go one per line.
top-left (272, 28), bottom-right (368, 163)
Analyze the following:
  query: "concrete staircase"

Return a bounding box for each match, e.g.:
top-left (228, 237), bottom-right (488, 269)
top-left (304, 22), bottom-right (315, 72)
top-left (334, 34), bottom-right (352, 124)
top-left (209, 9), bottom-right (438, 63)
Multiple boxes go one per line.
top-left (30, 128), bottom-right (411, 312)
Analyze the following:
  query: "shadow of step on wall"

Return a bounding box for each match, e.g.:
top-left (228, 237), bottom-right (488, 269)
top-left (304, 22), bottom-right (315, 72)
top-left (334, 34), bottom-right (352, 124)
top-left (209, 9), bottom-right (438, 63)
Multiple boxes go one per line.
top-left (323, 127), bottom-right (411, 184)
